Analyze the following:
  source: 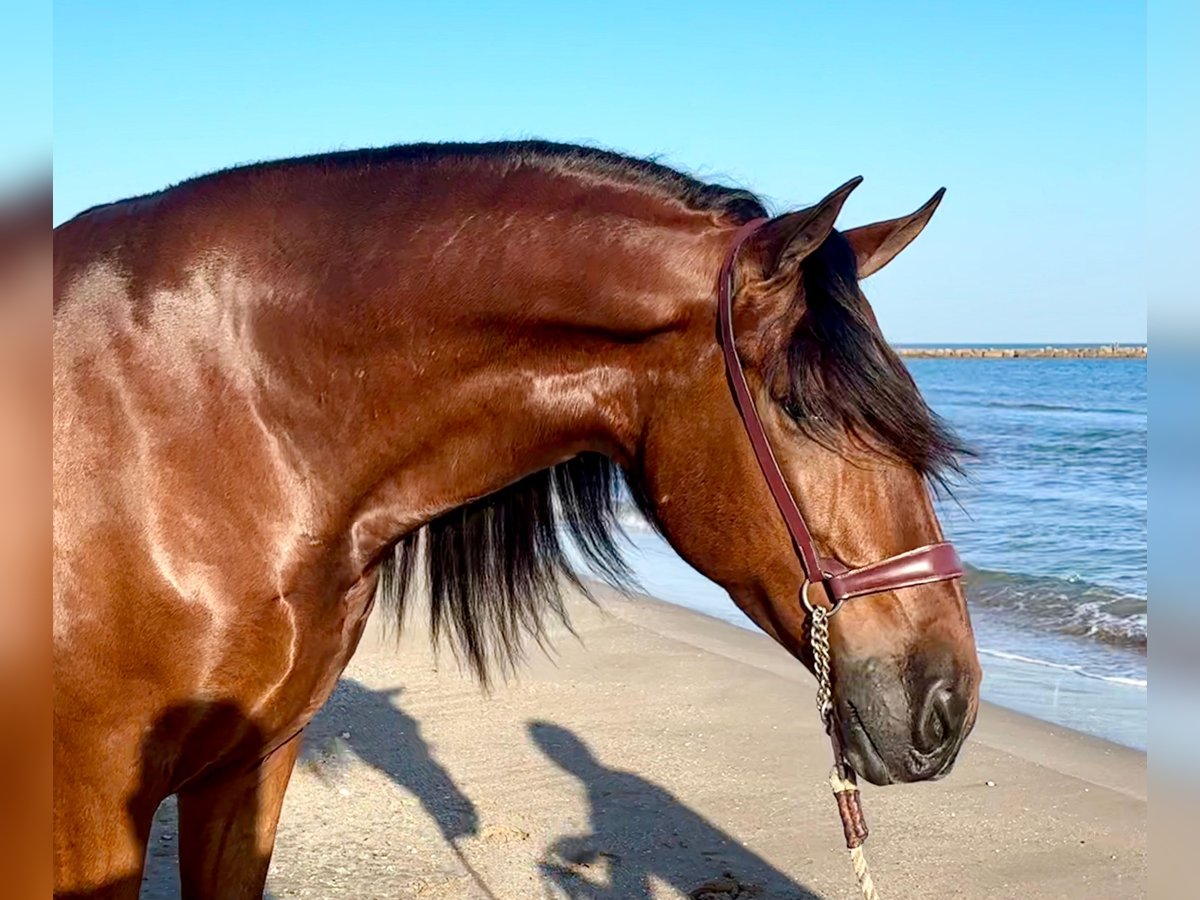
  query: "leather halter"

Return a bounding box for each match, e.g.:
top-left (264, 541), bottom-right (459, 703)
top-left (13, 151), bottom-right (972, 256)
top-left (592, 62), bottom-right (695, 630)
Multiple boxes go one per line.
top-left (716, 218), bottom-right (964, 615)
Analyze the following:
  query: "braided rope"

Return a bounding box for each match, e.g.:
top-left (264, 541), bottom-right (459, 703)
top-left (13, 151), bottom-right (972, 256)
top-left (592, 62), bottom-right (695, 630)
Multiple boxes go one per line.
top-left (828, 769), bottom-right (880, 900)
top-left (849, 846), bottom-right (879, 900)
top-left (812, 605), bottom-right (881, 900)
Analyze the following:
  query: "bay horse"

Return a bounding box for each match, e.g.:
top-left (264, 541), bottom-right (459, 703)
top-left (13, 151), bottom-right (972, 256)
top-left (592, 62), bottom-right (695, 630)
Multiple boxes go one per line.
top-left (53, 141), bottom-right (981, 898)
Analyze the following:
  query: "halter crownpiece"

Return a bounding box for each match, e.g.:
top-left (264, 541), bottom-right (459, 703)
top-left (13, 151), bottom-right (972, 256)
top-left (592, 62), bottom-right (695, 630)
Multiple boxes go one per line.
top-left (715, 217), bottom-right (964, 616)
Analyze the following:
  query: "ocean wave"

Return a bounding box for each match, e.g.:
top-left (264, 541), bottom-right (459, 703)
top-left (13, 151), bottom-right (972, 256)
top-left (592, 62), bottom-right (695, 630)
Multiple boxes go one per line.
top-left (976, 400), bottom-right (1142, 415)
top-left (964, 565), bottom-right (1146, 651)
top-left (976, 648), bottom-right (1147, 689)
top-left (932, 397), bottom-right (1143, 417)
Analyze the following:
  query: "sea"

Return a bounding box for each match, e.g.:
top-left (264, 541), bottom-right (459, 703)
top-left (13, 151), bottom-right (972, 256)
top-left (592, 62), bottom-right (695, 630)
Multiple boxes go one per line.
top-left (598, 352), bottom-right (1148, 750)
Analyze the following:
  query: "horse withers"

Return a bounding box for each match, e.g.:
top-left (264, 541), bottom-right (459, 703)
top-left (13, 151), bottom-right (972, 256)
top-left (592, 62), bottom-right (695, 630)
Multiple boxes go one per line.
top-left (53, 142), bottom-right (981, 897)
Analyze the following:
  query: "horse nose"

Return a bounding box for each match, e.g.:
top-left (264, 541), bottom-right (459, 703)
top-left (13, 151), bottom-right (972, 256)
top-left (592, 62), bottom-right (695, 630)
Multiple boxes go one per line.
top-left (913, 678), bottom-right (969, 770)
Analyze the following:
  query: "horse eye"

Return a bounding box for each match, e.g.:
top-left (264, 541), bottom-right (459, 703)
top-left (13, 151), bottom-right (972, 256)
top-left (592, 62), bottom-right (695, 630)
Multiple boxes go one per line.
top-left (782, 400), bottom-right (821, 424)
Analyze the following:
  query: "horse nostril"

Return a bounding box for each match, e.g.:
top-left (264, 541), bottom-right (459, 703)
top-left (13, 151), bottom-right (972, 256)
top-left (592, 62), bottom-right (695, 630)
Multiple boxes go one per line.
top-left (916, 680), bottom-right (956, 755)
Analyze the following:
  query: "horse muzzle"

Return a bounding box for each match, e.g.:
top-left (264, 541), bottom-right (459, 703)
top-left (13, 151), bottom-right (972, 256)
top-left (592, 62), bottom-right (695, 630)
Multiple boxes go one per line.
top-left (832, 650), bottom-right (978, 786)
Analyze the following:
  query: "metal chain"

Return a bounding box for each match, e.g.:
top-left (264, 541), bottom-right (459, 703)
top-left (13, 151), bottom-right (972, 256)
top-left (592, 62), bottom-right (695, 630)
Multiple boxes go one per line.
top-left (809, 602), bottom-right (881, 899)
top-left (811, 604), bottom-right (833, 727)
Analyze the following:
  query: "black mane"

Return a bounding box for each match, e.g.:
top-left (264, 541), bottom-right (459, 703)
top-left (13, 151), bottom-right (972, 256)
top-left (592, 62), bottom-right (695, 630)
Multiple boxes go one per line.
top-left (377, 454), bottom-right (653, 686)
top-left (780, 230), bottom-right (968, 485)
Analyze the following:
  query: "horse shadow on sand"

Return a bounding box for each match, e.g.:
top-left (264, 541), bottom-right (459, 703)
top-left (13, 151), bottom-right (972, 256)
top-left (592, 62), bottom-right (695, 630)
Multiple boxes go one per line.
top-left (132, 690), bottom-right (816, 899)
top-left (136, 681), bottom-right (479, 899)
top-left (299, 679), bottom-right (478, 844)
top-left (530, 721), bottom-right (818, 900)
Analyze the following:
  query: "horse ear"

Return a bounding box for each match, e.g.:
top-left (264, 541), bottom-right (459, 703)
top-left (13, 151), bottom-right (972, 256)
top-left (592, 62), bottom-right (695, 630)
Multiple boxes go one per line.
top-left (841, 188), bottom-right (945, 278)
top-left (752, 177), bottom-right (862, 278)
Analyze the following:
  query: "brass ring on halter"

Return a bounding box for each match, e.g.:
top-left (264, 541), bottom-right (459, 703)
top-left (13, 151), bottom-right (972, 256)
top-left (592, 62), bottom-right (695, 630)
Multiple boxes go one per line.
top-left (800, 578), bottom-right (844, 617)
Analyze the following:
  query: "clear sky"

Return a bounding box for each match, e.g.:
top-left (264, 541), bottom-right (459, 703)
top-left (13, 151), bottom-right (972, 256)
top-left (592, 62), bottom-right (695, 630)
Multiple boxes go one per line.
top-left (1, 3), bottom-right (50, 190)
top-left (54, 1), bottom-right (1145, 343)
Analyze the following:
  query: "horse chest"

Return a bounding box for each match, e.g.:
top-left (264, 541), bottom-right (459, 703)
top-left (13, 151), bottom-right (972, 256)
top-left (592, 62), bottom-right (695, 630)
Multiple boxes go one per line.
top-left (239, 574), bottom-right (380, 746)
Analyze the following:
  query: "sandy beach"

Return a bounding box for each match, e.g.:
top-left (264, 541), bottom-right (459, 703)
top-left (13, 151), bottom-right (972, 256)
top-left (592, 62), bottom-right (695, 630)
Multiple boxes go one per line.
top-left (140, 586), bottom-right (1146, 899)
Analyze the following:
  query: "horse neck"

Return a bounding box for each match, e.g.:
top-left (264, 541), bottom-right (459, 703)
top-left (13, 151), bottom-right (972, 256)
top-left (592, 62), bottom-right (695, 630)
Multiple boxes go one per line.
top-left (241, 183), bottom-right (730, 574)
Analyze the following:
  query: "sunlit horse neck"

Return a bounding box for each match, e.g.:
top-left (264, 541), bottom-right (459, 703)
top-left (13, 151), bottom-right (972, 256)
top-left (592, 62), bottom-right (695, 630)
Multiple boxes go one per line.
top-left (53, 142), bottom-right (979, 898)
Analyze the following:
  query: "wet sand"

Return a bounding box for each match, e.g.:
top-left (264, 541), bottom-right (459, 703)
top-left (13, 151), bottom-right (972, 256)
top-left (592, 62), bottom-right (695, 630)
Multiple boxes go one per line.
top-left (141, 585), bottom-right (1146, 899)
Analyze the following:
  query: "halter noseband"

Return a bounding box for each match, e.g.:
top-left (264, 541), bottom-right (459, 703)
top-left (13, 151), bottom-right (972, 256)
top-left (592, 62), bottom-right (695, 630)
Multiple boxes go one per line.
top-left (716, 218), bottom-right (964, 617)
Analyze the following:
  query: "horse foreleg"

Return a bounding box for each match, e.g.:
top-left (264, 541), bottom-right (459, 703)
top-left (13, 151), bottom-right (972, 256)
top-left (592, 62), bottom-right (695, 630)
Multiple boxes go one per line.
top-left (175, 731), bottom-right (302, 900)
top-left (53, 733), bottom-right (156, 899)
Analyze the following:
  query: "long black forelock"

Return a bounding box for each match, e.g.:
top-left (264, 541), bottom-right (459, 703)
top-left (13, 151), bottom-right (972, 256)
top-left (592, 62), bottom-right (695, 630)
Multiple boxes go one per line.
top-left (780, 231), bottom-right (969, 488)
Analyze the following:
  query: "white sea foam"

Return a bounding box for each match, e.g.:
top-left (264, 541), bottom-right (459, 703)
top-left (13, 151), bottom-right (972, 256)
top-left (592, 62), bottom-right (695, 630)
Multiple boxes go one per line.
top-left (616, 508), bottom-right (656, 534)
top-left (977, 647), bottom-right (1147, 689)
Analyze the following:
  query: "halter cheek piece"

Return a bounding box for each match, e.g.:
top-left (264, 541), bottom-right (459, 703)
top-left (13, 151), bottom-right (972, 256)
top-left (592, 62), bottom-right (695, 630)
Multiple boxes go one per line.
top-left (716, 218), bottom-right (964, 617)
top-left (718, 218), bottom-right (963, 898)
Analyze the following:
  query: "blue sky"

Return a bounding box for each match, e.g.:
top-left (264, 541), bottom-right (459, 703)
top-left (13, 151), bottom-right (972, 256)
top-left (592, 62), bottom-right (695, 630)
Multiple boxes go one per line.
top-left (54, 1), bottom-right (1145, 343)
top-left (1, 3), bottom-right (50, 189)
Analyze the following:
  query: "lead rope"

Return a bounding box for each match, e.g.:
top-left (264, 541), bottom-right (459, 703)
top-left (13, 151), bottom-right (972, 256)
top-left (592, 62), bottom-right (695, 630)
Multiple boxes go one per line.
top-left (810, 606), bottom-right (880, 900)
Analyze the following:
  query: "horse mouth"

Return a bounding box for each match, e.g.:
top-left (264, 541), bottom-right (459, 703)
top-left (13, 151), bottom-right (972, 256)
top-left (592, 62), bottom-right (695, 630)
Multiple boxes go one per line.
top-left (839, 698), bottom-right (972, 786)
top-left (840, 702), bottom-right (895, 786)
